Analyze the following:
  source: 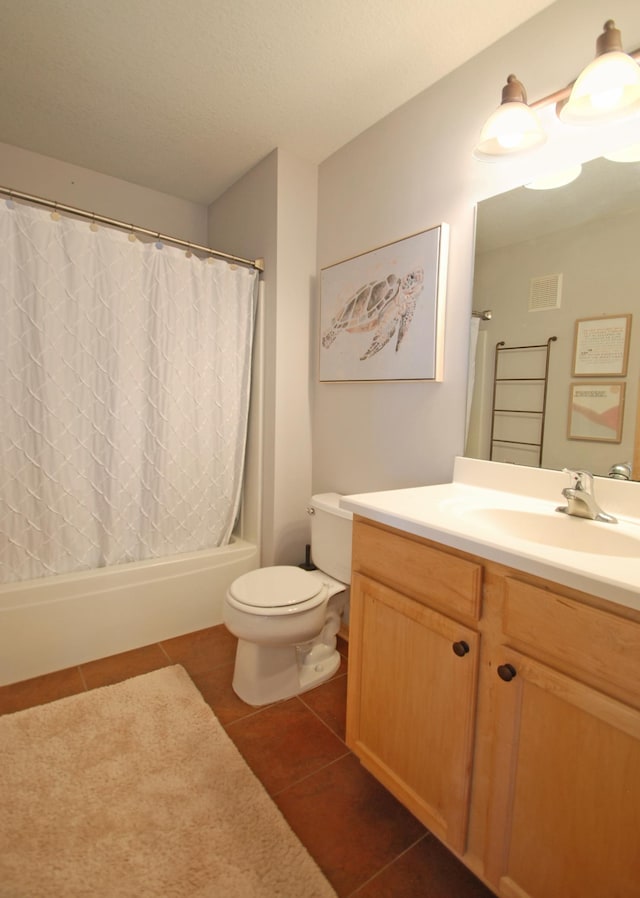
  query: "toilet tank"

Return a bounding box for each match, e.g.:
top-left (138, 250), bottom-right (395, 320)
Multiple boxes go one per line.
top-left (309, 493), bottom-right (353, 585)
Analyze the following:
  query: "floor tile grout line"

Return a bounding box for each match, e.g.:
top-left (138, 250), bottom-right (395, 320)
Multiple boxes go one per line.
top-left (157, 641), bottom-right (173, 664)
top-left (269, 747), bottom-right (353, 800)
top-left (222, 674), bottom-right (348, 742)
top-left (221, 675), bottom-right (347, 731)
top-left (295, 681), bottom-right (349, 746)
top-left (76, 665), bottom-right (89, 692)
top-left (222, 694), bottom-right (296, 731)
top-left (344, 831), bottom-right (432, 897)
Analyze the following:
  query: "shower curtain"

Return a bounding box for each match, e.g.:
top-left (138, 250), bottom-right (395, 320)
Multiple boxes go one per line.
top-left (465, 316), bottom-right (480, 448)
top-left (0, 201), bottom-right (258, 584)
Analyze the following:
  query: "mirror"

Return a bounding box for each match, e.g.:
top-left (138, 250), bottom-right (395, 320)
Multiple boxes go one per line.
top-left (467, 155), bottom-right (640, 478)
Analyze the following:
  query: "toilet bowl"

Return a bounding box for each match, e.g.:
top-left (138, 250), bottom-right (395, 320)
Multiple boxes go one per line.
top-left (223, 493), bottom-right (352, 706)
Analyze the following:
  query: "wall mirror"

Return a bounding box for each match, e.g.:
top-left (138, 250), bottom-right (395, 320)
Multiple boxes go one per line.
top-left (467, 154), bottom-right (640, 479)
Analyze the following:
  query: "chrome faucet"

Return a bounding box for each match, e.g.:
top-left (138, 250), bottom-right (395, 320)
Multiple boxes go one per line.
top-left (556, 468), bottom-right (617, 523)
top-left (608, 461), bottom-right (632, 481)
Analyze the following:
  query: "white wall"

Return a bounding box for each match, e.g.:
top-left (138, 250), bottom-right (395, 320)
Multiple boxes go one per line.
top-left (270, 152), bottom-right (317, 562)
top-left (313, 0), bottom-right (640, 494)
top-left (207, 150), bottom-right (278, 560)
top-left (208, 149), bottom-right (318, 566)
top-left (0, 141), bottom-right (207, 241)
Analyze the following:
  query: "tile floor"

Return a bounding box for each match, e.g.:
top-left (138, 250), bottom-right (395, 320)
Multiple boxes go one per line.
top-left (0, 625), bottom-right (494, 897)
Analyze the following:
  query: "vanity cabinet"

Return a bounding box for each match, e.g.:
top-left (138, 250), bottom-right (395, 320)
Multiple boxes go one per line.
top-left (346, 518), bottom-right (482, 854)
top-left (485, 578), bottom-right (640, 898)
top-left (346, 516), bottom-right (640, 898)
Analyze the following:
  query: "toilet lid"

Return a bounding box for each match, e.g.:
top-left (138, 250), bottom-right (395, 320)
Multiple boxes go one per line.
top-left (229, 565), bottom-right (324, 609)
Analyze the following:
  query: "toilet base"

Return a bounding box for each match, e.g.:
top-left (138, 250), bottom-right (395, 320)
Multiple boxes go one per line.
top-left (232, 638), bottom-right (341, 706)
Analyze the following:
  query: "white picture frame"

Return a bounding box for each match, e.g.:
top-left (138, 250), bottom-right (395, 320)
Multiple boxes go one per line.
top-left (572, 314), bottom-right (631, 377)
top-left (567, 382), bottom-right (626, 443)
top-left (318, 224), bottom-right (449, 382)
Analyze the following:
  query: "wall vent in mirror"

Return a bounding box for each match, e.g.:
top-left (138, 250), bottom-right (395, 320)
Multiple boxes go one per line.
top-left (529, 274), bottom-right (562, 312)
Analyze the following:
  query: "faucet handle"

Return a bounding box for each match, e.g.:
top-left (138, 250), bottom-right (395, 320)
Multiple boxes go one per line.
top-left (562, 468), bottom-right (594, 492)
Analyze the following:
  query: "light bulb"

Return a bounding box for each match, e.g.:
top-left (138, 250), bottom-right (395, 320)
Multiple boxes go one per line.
top-left (560, 23), bottom-right (640, 124)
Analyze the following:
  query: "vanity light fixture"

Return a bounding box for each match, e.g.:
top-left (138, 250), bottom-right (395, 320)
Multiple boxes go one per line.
top-left (473, 75), bottom-right (547, 160)
top-left (524, 164), bottom-right (583, 190)
top-left (603, 140), bottom-right (640, 162)
top-left (474, 20), bottom-right (640, 161)
top-left (559, 20), bottom-right (640, 124)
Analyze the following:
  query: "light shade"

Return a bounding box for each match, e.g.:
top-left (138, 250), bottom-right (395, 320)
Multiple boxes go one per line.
top-left (603, 141), bottom-right (640, 162)
top-left (524, 164), bottom-right (582, 190)
top-left (559, 20), bottom-right (640, 124)
top-left (474, 75), bottom-right (547, 160)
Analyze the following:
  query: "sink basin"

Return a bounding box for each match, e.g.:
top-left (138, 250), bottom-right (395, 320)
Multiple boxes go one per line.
top-left (342, 464), bottom-right (640, 611)
top-left (464, 507), bottom-right (640, 557)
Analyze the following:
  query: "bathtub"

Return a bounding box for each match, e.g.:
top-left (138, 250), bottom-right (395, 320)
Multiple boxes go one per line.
top-left (0, 537), bottom-right (258, 686)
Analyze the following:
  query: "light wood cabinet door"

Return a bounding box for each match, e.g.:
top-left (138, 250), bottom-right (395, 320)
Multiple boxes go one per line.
top-left (486, 648), bottom-right (640, 898)
top-left (346, 572), bottom-right (480, 854)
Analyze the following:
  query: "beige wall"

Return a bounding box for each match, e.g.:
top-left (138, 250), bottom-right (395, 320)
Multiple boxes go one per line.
top-left (313, 0), bottom-right (640, 495)
top-left (208, 151), bottom-right (278, 560)
top-left (0, 141), bottom-right (207, 241)
top-left (208, 149), bottom-right (317, 566)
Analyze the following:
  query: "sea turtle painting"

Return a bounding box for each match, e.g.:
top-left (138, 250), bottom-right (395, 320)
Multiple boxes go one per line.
top-left (322, 267), bottom-right (424, 360)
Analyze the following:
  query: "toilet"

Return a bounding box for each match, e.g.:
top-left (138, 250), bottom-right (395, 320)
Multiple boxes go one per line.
top-left (224, 493), bottom-right (352, 706)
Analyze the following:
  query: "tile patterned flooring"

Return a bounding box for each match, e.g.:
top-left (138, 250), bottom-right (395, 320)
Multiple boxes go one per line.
top-left (0, 625), bottom-right (494, 897)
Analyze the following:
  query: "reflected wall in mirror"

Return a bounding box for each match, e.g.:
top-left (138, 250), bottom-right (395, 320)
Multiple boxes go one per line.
top-left (467, 155), bottom-right (640, 479)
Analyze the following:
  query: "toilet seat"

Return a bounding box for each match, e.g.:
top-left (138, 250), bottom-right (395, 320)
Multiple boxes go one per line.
top-left (227, 565), bottom-right (327, 615)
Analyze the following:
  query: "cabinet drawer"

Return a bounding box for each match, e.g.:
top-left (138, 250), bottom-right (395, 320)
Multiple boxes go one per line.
top-left (352, 519), bottom-right (482, 621)
top-left (503, 577), bottom-right (640, 700)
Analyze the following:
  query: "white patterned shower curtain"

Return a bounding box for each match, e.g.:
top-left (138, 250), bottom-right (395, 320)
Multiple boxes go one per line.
top-left (0, 201), bottom-right (258, 584)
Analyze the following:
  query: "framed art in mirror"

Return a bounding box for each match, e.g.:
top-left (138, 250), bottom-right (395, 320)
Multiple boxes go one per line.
top-left (572, 314), bottom-right (631, 377)
top-left (568, 382), bottom-right (625, 443)
top-left (318, 224), bottom-right (448, 382)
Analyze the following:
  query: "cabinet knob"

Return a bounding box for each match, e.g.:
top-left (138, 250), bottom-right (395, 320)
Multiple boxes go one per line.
top-left (452, 640), bottom-right (470, 657)
top-left (497, 663), bottom-right (517, 682)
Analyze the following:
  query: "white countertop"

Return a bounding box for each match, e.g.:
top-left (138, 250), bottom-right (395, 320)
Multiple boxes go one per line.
top-left (341, 457), bottom-right (640, 613)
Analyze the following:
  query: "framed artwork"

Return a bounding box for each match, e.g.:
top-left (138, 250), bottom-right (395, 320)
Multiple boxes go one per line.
top-left (567, 382), bottom-right (626, 442)
top-left (318, 224), bottom-right (449, 382)
top-left (572, 314), bottom-right (631, 377)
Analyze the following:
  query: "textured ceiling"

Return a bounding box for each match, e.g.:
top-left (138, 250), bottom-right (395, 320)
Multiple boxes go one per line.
top-left (0, 0), bottom-right (554, 205)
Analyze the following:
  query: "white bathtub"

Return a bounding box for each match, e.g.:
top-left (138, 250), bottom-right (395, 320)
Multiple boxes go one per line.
top-left (0, 538), bottom-right (258, 686)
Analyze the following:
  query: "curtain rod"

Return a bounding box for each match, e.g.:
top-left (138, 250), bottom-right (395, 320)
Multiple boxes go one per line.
top-left (0, 185), bottom-right (265, 273)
